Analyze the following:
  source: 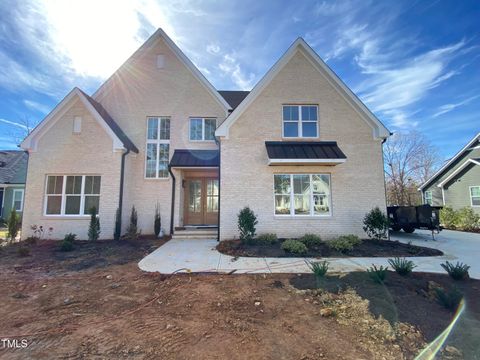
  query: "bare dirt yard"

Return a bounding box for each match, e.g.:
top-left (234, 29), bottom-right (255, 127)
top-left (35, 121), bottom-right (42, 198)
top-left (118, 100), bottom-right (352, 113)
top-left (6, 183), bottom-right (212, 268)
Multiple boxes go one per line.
top-left (0, 239), bottom-right (474, 359)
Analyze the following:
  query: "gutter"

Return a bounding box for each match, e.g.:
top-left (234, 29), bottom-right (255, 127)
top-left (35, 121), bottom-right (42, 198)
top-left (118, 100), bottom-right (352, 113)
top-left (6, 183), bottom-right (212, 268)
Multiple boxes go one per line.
top-left (117, 149), bottom-right (130, 236)
top-left (168, 165), bottom-right (176, 236)
top-left (215, 136), bottom-right (221, 242)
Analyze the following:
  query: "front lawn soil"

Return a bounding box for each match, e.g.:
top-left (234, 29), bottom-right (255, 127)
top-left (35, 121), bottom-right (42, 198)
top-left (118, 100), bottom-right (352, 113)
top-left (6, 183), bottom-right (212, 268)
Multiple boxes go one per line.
top-left (217, 238), bottom-right (443, 258)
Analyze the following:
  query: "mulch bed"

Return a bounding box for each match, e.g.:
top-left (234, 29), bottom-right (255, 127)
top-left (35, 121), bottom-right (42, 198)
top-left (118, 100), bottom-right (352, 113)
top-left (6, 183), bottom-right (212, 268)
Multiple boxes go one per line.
top-left (290, 271), bottom-right (480, 358)
top-left (217, 239), bottom-right (443, 258)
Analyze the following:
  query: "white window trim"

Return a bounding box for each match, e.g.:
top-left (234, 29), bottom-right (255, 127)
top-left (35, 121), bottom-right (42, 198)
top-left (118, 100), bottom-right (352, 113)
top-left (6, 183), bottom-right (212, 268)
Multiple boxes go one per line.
top-left (145, 117), bottom-right (170, 179)
top-left (470, 186), bottom-right (480, 207)
top-left (43, 175), bottom-right (100, 217)
top-left (273, 173), bottom-right (332, 217)
top-left (189, 117), bottom-right (217, 142)
top-left (282, 105), bottom-right (319, 139)
top-left (424, 190), bottom-right (433, 205)
top-left (12, 188), bottom-right (24, 212)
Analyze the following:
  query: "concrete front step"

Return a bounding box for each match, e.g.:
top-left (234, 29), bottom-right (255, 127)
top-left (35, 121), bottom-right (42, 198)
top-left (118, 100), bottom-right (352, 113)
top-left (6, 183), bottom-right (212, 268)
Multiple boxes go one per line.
top-left (172, 229), bottom-right (218, 240)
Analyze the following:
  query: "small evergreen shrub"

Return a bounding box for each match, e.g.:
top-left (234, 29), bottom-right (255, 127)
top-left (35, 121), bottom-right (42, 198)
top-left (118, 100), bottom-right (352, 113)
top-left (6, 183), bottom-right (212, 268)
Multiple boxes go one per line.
top-left (88, 207), bottom-right (101, 241)
top-left (114, 207), bottom-right (121, 241)
top-left (441, 261), bottom-right (470, 280)
top-left (154, 202), bottom-right (161, 237)
top-left (299, 234), bottom-right (323, 248)
top-left (124, 206), bottom-right (141, 240)
top-left (17, 246), bottom-right (30, 257)
top-left (435, 287), bottom-right (463, 311)
top-left (363, 207), bottom-right (389, 240)
top-left (328, 235), bottom-right (361, 253)
top-left (440, 206), bottom-right (458, 229)
top-left (388, 257), bottom-right (416, 276)
top-left (60, 233), bottom-right (76, 252)
top-left (281, 239), bottom-right (308, 255)
top-left (306, 260), bottom-right (329, 278)
top-left (237, 207), bottom-right (258, 244)
top-left (7, 208), bottom-right (20, 242)
top-left (367, 264), bottom-right (388, 283)
top-left (254, 233), bottom-right (278, 245)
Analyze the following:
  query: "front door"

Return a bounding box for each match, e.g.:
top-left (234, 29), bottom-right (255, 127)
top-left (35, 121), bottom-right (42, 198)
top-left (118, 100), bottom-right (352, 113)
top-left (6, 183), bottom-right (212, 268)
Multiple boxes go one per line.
top-left (184, 178), bottom-right (218, 225)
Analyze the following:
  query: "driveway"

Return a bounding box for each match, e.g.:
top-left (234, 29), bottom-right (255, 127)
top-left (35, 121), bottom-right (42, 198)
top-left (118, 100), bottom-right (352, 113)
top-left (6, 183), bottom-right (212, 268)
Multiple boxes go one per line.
top-left (138, 229), bottom-right (480, 278)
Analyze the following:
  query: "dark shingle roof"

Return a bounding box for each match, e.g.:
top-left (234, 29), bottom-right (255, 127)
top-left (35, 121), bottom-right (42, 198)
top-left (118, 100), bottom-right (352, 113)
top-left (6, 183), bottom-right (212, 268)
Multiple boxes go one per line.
top-left (218, 91), bottom-right (250, 110)
top-left (0, 150), bottom-right (28, 184)
top-left (265, 141), bottom-right (347, 160)
top-left (79, 90), bottom-right (139, 153)
top-left (170, 150), bottom-right (219, 167)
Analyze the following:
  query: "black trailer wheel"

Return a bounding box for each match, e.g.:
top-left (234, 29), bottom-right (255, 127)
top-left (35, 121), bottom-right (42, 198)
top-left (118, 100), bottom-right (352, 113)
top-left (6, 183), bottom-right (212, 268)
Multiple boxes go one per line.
top-left (403, 226), bottom-right (415, 233)
top-left (390, 225), bottom-right (402, 231)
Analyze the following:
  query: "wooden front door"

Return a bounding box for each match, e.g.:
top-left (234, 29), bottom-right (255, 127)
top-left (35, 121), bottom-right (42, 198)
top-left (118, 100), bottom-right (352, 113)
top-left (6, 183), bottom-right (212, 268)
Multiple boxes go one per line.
top-left (184, 178), bottom-right (219, 225)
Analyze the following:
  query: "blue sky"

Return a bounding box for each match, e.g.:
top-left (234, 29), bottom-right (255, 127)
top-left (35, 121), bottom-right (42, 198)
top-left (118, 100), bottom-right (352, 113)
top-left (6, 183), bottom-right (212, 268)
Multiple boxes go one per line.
top-left (0, 0), bottom-right (479, 159)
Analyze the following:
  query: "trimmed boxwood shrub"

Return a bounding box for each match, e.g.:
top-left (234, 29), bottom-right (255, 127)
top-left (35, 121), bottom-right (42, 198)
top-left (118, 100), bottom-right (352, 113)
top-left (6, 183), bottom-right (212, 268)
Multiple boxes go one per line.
top-left (281, 239), bottom-right (308, 255)
top-left (299, 234), bottom-right (323, 248)
top-left (254, 233), bottom-right (278, 245)
top-left (328, 235), bottom-right (361, 253)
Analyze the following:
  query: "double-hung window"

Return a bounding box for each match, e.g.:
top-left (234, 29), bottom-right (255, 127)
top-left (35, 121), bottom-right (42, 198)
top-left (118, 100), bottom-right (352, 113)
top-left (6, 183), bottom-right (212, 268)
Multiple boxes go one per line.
top-left (190, 118), bottom-right (216, 141)
top-left (45, 175), bottom-right (101, 216)
top-left (283, 105), bottom-right (318, 138)
top-left (146, 117), bottom-right (170, 178)
top-left (424, 190), bottom-right (433, 205)
top-left (470, 186), bottom-right (480, 206)
top-left (274, 174), bottom-right (331, 216)
top-left (12, 189), bottom-right (24, 211)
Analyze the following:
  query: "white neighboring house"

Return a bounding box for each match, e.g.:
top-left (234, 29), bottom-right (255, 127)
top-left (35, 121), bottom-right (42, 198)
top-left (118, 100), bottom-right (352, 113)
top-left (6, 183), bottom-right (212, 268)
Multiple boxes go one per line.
top-left (20, 29), bottom-right (390, 240)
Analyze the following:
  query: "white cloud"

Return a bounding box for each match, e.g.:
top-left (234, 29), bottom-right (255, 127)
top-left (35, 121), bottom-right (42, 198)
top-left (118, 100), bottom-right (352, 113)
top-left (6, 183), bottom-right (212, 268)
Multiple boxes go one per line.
top-left (0, 118), bottom-right (29, 130)
top-left (219, 53), bottom-right (255, 90)
top-left (23, 99), bottom-right (51, 114)
top-left (432, 94), bottom-right (480, 118)
top-left (206, 43), bottom-right (220, 55)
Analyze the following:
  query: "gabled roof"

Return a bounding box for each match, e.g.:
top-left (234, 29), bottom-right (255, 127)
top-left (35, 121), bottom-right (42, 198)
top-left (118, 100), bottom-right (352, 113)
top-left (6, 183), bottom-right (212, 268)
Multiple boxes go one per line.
top-left (419, 132), bottom-right (480, 190)
top-left (437, 158), bottom-right (480, 188)
top-left (93, 28), bottom-right (231, 113)
top-left (0, 150), bottom-right (28, 184)
top-left (218, 91), bottom-right (250, 110)
top-left (21, 88), bottom-right (138, 153)
top-left (215, 38), bottom-right (390, 140)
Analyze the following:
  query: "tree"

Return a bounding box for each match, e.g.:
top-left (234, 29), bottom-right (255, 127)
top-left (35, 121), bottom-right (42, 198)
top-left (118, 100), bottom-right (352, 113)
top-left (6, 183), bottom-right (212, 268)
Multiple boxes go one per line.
top-left (384, 131), bottom-right (441, 206)
top-left (7, 209), bottom-right (20, 243)
top-left (88, 207), bottom-right (101, 241)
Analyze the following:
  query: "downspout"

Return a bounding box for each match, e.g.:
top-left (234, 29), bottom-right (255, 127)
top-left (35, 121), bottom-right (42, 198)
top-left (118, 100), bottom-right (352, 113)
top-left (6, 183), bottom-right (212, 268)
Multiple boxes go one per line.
top-left (215, 136), bottom-right (221, 242)
top-left (118, 148), bottom-right (130, 234)
top-left (382, 133), bottom-right (393, 240)
top-left (168, 165), bottom-right (176, 236)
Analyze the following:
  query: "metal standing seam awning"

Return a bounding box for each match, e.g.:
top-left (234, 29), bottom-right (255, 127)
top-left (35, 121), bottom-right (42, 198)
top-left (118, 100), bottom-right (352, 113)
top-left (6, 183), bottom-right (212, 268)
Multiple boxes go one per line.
top-left (265, 141), bottom-right (347, 165)
top-left (169, 149), bottom-right (220, 168)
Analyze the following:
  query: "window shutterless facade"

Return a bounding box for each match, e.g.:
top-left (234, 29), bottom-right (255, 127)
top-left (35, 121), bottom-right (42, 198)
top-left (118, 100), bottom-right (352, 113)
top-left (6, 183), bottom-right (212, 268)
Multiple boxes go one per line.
top-left (470, 186), bottom-right (480, 206)
top-left (12, 188), bottom-right (24, 211)
top-left (146, 117), bottom-right (170, 178)
top-left (282, 105), bottom-right (318, 138)
top-left (189, 118), bottom-right (216, 141)
top-left (44, 175), bottom-right (101, 216)
top-left (424, 190), bottom-right (433, 205)
top-left (274, 174), bottom-right (331, 216)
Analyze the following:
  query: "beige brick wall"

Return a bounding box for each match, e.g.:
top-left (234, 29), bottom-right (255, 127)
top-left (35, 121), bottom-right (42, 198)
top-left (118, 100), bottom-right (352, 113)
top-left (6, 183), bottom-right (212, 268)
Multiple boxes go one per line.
top-left (21, 99), bottom-right (122, 240)
top-left (95, 36), bottom-right (226, 234)
top-left (219, 50), bottom-right (386, 240)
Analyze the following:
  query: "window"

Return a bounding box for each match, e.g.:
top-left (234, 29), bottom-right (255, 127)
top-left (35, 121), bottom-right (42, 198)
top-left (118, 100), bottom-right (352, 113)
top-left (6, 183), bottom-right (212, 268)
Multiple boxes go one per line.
top-left (73, 116), bottom-right (82, 133)
top-left (189, 118), bottom-right (216, 141)
top-left (424, 190), bottom-right (433, 205)
top-left (283, 105), bottom-right (318, 138)
top-left (12, 189), bottom-right (24, 211)
top-left (274, 174), bottom-right (331, 216)
top-left (470, 186), bottom-right (480, 206)
top-left (45, 175), bottom-right (101, 216)
top-left (146, 117), bottom-right (170, 178)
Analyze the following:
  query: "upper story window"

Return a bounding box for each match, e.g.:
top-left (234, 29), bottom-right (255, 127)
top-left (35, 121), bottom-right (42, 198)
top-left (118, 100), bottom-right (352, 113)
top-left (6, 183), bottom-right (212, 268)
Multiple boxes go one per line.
top-left (146, 117), bottom-right (170, 178)
top-left (190, 118), bottom-right (216, 141)
top-left (424, 190), bottom-right (433, 205)
top-left (283, 105), bottom-right (318, 138)
top-left (470, 186), bottom-right (480, 206)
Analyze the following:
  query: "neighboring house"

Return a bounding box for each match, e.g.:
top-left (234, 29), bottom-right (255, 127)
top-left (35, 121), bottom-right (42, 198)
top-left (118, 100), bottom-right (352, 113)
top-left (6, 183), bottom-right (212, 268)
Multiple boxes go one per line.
top-left (20, 29), bottom-right (390, 240)
top-left (0, 150), bottom-right (28, 222)
top-left (419, 132), bottom-right (480, 214)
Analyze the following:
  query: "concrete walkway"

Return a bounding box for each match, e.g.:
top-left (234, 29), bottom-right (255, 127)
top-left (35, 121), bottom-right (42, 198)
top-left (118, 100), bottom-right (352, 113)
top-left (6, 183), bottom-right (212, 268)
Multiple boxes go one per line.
top-left (138, 229), bottom-right (480, 278)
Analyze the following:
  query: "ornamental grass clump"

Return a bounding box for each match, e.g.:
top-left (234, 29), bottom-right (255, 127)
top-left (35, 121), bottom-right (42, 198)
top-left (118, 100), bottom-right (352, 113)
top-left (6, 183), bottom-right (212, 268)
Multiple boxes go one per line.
top-left (441, 261), bottom-right (470, 280)
top-left (388, 257), bottom-right (416, 276)
top-left (367, 264), bottom-right (388, 284)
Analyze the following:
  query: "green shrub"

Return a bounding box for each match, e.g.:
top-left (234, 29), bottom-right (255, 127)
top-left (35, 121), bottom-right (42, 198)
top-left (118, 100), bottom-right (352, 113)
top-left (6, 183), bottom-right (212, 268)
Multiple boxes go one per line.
top-left (306, 260), bottom-right (329, 278)
top-left (456, 207), bottom-right (480, 231)
top-left (363, 207), bottom-right (389, 240)
top-left (299, 234), bottom-right (323, 248)
top-left (17, 246), bottom-right (30, 257)
top-left (7, 208), bottom-right (20, 242)
top-left (367, 264), bottom-right (388, 283)
top-left (435, 287), bottom-right (463, 311)
top-left (114, 207), bottom-right (121, 241)
top-left (441, 261), bottom-right (470, 280)
top-left (328, 235), bottom-right (361, 253)
top-left (237, 207), bottom-right (258, 244)
top-left (440, 206), bottom-right (458, 229)
top-left (24, 236), bottom-right (37, 245)
top-left (64, 233), bottom-right (76, 243)
top-left (88, 207), bottom-right (101, 241)
top-left (124, 206), bottom-right (141, 240)
top-left (388, 257), bottom-right (416, 276)
top-left (60, 233), bottom-right (76, 252)
top-left (254, 233), bottom-right (278, 245)
top-left (154, 202), bottom-right (161, 237)
top-left (281, 239), bottom-right (308, 255)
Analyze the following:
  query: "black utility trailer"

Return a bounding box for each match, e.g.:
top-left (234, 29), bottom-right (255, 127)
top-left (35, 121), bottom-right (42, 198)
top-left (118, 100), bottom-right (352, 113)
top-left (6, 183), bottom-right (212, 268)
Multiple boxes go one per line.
top-left (387, 205), bottom-right (442, 239)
